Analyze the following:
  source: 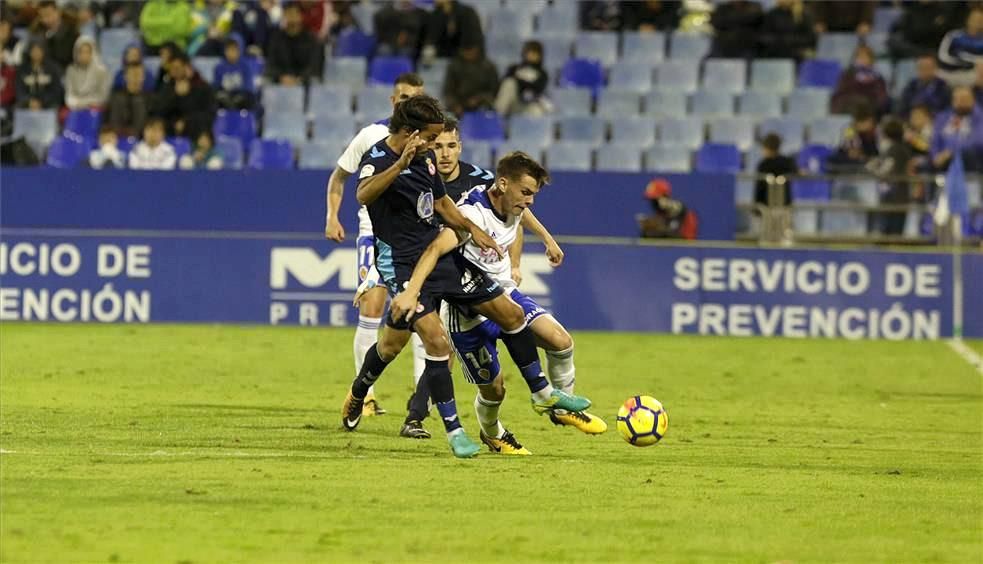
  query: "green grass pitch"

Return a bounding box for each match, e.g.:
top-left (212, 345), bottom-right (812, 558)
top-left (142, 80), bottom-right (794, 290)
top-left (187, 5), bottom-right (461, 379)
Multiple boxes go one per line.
top-left (1, 323), bottom-right (981, 563)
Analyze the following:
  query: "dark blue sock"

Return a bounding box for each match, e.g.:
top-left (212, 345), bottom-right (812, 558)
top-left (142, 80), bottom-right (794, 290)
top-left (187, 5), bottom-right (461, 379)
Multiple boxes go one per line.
top-left (352, 344), bottom-right (390, 399)
top-left (425, 358), bottom-right (462, 433)
top-left (500, 325), bottom-right (549, 393)
top-left (405, 369), bottom-right (431, 423)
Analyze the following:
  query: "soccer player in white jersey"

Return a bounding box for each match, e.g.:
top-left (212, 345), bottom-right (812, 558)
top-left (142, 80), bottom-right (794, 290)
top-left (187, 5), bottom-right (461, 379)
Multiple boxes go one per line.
top-left (391, 151), bottom-right (607, 454)
top-left (324, 73), bottom-right (428, 417)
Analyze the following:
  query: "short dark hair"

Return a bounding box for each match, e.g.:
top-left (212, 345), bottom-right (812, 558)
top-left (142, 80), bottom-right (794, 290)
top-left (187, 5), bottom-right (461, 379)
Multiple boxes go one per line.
top-left (443, 116), bottom-right (459, 136)
top-left (522, 40), bottom-right (543, 57)
top-left (225, 38), bottom-right (240, 49)
top-left (389, 94), bottom-right (444, 134)
top-left (762, 133), bottom-right (782, 152)
top-left (882, 117), bottom-right (904, 141)
top-left (99, 124), bottom-right (115, 136)
top-left (497, 151), bottom-right (550, 188)
top-left (910, 103), bottom-right (931, 116)
top-left (38, 1), bottom-right (57, 10)
top-left (394, 72), bottom-right (424, 88)
top-left (145, 117), bottom-right (165, 130)
top-left (171, 51), bottom-right (191, 65)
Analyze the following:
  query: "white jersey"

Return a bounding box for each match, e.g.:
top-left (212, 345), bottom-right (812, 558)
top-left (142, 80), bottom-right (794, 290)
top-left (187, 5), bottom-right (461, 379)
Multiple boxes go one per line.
top-left (337, 122), bottom-right (390, 237)
top-left (457, 187), bottom-right (523, 292)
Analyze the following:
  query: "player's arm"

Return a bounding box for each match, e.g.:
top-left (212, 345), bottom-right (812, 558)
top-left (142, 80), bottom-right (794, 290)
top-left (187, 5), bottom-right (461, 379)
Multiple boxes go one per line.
top-left (434, 196), bottom-right (503, 257)
top-left (356, 131), bottom-right (424, 206)
top-left (325, 167), bottom-right (350, 241)
top-left (390, 228), bottom-right (463, 322)
top-left (509, 225), bottom-right (523, 286)
top-left (520, 209), bottom-right (564, 267)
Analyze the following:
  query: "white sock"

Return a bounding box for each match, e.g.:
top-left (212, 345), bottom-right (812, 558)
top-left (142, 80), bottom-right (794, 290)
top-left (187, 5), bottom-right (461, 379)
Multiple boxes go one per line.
top-left (531, 383), bottom-right (555, 404)
top-left (410, 333), bottom-right (426, 385)
top-left (546, 346), bottom-right (576, 394)
top-left (355, 315), bottom-right (381, 396)
top-left (474, 394), bottom-right (506, 438)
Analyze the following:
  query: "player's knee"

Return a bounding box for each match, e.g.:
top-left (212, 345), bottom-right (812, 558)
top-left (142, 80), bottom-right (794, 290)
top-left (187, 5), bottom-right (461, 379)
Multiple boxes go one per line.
top-left (498, 303), bottom-right (525, 332)
top-left (361, 288), bottom-right (387, 317)
top-left (481, 379), bottom-right (505, 402)
top-left (418, 327), bottom-right (451, 358)
top-left (552, 330), bottom-right (573, 352)
top-left (378, 330), bottom-right (409, 360)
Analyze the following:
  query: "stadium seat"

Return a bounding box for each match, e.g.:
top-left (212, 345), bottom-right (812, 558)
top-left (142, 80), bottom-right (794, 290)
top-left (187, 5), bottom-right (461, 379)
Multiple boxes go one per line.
top-left (168, 137), bottom-right (192, 158)
top-left (873, 7), bottom-right (902, 32)
top-left (808, 116), bottom-right (850, 146)
top-left (822, 210), bottom-right (868, 236)
top-left (644, 90), bottom-right (687, 117)
top-left (311, 114), bottom-right (357, 141)
top-left (546, 142), bottom-right (593, 172)
top-left (793, 209), bottom-right (820, 234)
top-left (504, 0), bottom-right (548, 17)
top-left (324, 57), bottom-right (368, 91)
top-left (356, 86), bottom-right (393, 121)
top-left (621, 32), bottom-right (666, 65)
top-left (541, 36), bottom-right (574, 73)
top-left (487, 9), bottom-right (533, 39)
top-left (418, 58), bottom-right (449, 92)
top-left (866, 33), bottom-right (889, 57)
top-left (798, 59), bottom-right (842, 88)
top-left (460, 111), bottom-right (506, 142)
top-left (461, 141), bottom-right (493, 166)
top-left (654, 61), bottom-right (699, 93)
top-left (645, 145), bottom-right (691, 172)
top-left (549, 88), bottom-right (593, 116)
top-left (875, 60), bottom-right (894, 88)
top-left (608, 62), bottom-right (653, 93)
top-left (575, 32), bottom-right (619, 67)
top-left (669, 33), bottom-right (710, 60)
top-left (45, 136), bottom-right (88, 168)
top-left (559, 59), bottom-right (605, 95)
top-left (248, 139), bottom-right (294, 170)
top-left (708, 117), bottom-right (754, 151)
top-left (695, 143), bottom-right (741, 173)
top-left (298, 140), bottom-right (347, 169)
top-left (488, 35), bottom-right (524, 64)
top-left (557, 116), bottom-right (605, 147)
top-left (596, 144), bottom-right (642, 172)
top-left (13, 109), bottom-right (57, 157)
top-left (350, 2), bottom-right (376, 33)
top-left (691, 90), bottom-right (734, 117)
top-left (99, 28), bottom-right (139, 65)
top-left (893, 59), bottom-right (917, 96)
top-left (786, 88), bottom-right (831, 121)
top-left (738, 91), bottom-right (782, 117)
top-left (797, 144), bottom-right (834, 175)
top-left (816, 33), bottom-right (858, 66)
top-left (608, 116), bottom-right (657, 147)
top-left (368, 56), bottom-right (413, 86)
top-left (758, 117), bottom-right (805, 153)
top-left (750, 59), bottom-right (795, 93)
top-left (308, 84), bottom-right (354, 117)
top-left (495, 142), bottom-right (543, 163)
top-left (702, 59), bottom-right (747, 93)
top-left (263, 111), bottom-right (307, 145)
top-left (117, 136), bottom-right (138, 154)
top-left (508, 115), bottom-right (554, 148)
top-left (262, 85), bottom-right (305, 113)
top-left (213, 110), bottom-right (257, 148)
top-left (658, 117), bottom-right (705, 150)
top-left (744, 146), bottom-right (763, 173)
top-left (193, 57), bottom-right (220, 82)
top-left (64, 109), bottom-right (101, 148)
top-left (596, 89), bottom-right (641, 117)
top-left (335, 29), bottom-right (376, 57)
top-left (215, 135), bottom-right (244, 169)
top-left (537, 3), bottom-right (577, 38)
top-left (735, 178), bottom-right (754, 204)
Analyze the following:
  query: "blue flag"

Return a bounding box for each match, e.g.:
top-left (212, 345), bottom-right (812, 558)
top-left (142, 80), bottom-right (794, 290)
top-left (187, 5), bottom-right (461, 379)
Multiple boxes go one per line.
top-left (946, 149), bottom-right (970, 216)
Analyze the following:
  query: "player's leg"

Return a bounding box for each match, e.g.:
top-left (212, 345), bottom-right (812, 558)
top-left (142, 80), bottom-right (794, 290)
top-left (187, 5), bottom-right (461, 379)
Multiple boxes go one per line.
top-left (353, 232), bottom-right (387, 416)
top-left (401, 303), bottom-right (455, 438)
top-left (342, 323), bottom-right (411, 431)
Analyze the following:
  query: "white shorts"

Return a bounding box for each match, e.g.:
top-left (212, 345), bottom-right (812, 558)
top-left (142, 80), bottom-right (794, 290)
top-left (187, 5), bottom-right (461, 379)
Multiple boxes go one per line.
top-left (356, 206), bottom-right (380, 284)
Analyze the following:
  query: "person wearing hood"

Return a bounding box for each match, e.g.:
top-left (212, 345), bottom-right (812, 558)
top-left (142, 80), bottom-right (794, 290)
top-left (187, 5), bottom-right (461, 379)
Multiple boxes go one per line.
top-left (153, 51), bottom-right (216, 139)
top-left (16, 40), bottom-right (63, 109)
top-left (65, 36), bottom-right (110, 109)
top-left (830, 45), bottom-right (890, 117)
top-left (112, 44), bottom-right (155, 92)
top-left (213, 35), bottom-right (255, 109)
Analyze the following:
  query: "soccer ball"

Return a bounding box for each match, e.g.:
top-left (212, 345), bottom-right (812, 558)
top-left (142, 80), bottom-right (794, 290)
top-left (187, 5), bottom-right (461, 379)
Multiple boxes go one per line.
top-left (617, 396), bottom-right (669, 447)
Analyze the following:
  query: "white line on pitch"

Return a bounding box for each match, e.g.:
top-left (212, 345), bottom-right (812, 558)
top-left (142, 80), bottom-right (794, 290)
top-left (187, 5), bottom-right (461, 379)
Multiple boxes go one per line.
top-left (0, 449), bottom-right (351, 459)
top-left (947, 339), bottom-right (983, 376)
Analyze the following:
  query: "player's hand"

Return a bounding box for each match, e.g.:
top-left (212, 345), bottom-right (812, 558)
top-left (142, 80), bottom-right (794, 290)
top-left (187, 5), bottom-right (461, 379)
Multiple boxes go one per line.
top-left (511, 266), bottom-right (523, 286)
top-left (352, 278), bottom-right (377, 307)
top-left (325, 216), bottom-right (345, 242)
top-left (390, 290), bottom-right (420, 323)
top-left (397, 130), bottom-right (426, 168)
top-left (545, 240), bottom-right (564, 267)
top-left (470, 228), bottom-right (504, 258)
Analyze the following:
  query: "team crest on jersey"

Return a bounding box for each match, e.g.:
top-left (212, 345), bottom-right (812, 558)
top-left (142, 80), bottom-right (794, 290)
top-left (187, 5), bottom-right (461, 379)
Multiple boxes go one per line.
top-left (417, 191), bottom-right (434, 219)
top-left (359, 164), bottom-right (375, 179)
top-left (426, 157), bottom-right (436, 176)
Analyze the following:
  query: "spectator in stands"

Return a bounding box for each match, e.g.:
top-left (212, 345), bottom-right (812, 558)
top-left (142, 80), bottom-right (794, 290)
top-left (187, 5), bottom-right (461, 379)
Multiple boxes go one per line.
top-left (889, 0), bottom-right (966, 60)
top-left (214, 37), bottom-right (255, 109)
top-left (298, 0), bottom-right (330, 41)
top-left (140, 0), bottom-right (193, 54)
top-left (829, 103), bottom-right (879, 170)
top-left (622, 0), bottom-right (681, 32)
top-left (113, 45), bottom-right (155, 92)
top-left (830, 45), bottom-right (889, 117)
top-left (265, 1), bottom-right (319, 86)
top-left (154, 51), bottom-right (216, 139)
top-left (241, 0), bottom-right (281, 55)
top-left (107, 64), bottom-right (151, 137)
top-left (373, 0), bottom-right (427, 59)
top-left (639, 178), bottom-right (698, 240)
top-left (808, 0), bottom-right (873, 35)
top-left (905, 104), bottom-right (934, 159)
top-left (444, 42), bottom-right (498, 116)
top-left (581, 1), bottom-right (623, 32)
top-left (65, 36), bottom-right (110, 110)
top-left (1, 18), bottom-right (24, 65)
top-left (30, 1), bottom-right (77, 69)
top-left (101, 1), bottom-right (143, 29)
top-left (180, 129), bottom-right (224, 169)
top-left (974, 60), bottom-right (983, 108)
top-left (128, 117), bottom-right (177, 169)
top-left (867, 118), bottom-right (914, 236)
top-left (15, 41), bottom-right (62, 109)
top-left (898, 55), bottom-right (951, 118)
top-left (155, 41), bottom-right (180, 90)
top-left (494, 40), bottom-right (548, 118)
top-left (0, 49), bottom-right (14, 109)
top-left (938, 6), bottom-right (983, 87)
top-left (758, 0), bottom-right (816, 62)
top-left (64, 2), bottom-right (98, 39)
top-left (930, 86), bottom-right (983, 171)
top-left (325, 1), bottom-right (360, 41)
top-left (710, 0), bottom-right (762, 59)
top-left (755, 133), bottom-right (797, 207)
top-left (421, 0), bottom-right (483, 62)
top-left (188, 0), bottom-right (243, 56)
top-left (87, 125), bottom-right (125, 169)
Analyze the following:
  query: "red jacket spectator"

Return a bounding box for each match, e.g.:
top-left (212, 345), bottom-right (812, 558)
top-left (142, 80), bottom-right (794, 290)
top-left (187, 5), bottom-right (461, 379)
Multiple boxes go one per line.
top-left (831, 45), bottom-right (889, 117)
top-left (0, 56), bottom-right (15, 108)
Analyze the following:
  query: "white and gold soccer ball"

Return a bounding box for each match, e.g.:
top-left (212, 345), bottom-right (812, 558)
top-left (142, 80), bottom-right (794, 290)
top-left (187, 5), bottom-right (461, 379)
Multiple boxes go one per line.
top-left (616, 396), bottom-right (669, 447)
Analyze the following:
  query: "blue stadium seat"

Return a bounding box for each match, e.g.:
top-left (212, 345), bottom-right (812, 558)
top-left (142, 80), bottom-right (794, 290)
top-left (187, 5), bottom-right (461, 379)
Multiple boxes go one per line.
top-left (495, 142), bottom-right (543, 163)
top-left (64, 109), bottom-right (101, 148)
top-left (168, 137), bottom-right (192, 158)
top-left (262, 85), bottom-right (305, 113)
top-left (298, 140), bottom-right (347, 169)
top-left (669, 33), bottom-right (710, 60)
top-left (508, 115), bottom-right (553, 148)
top-left (738, 91), bottom-right (782, 117)
top-left (744, 146), bottom-right (763, 173)
top-left (893, 59), bottom-right (917, 96)
top-left (335, 29), bottom-right (376, 57)
top-left (645, 145), bottom-right (691, 172)
top-left (460, 111), bottom-right (506, 142)
top-left (193, 57), bottom-right (220, 82)
top-left (808, 116), bottom-right (850, 146)
top-left (822, 209), bottom-right (867, 236)
top-left (622, 32), bottom-right (666, 65)
top-left (117, 136), bottom-right (138, 154)
top-left (308, 84), bottom-right (353, 117)
top-left (798, 59), bottom-right (842, 88)
top-left (537, 3), bottom-right (578, 38)
top-left (488, 35), bottom-right (524, 63)
top-left (750, 59), bottom-right (795, 93)
top-left (461, 141), bottom-right (493, 167)
top-left (557, 116), bottom-right (605, 146)
top-left (546, 142), bottom-right (593, 172)
top-left (658, 117), bottom-right (705, 150)
top-left (793, 209), bottom-right (820, 234)
top-left (695, 143), bottom-right (741, 173)
top-left (263, 112), bottom-right (307, 145)
top-left (311, 114), bottom-right (356, 141)
top-left (797, 144), bottom-right (834, 174)
top-left (875, 60), bottom-right (894, 88)
top-left (356, 86), bottom-right (393, 121)
top-left (549, 88), bottom-right (593, 116)
top-left (816, 33), bottom-right (858, 66)
top-left (559, 59), bottom-right (605, 95)
top-left (541, 36), bottom-right (574, 73)
top-left (708, 117), bottom-right (754, 151)
top-left (324, 57), bottom-right (368, 91)
top-left (596, 144), bottom-right (642, 172)
top-left (786, 88), bottom-right (831, 121)
top-left (691, 90), bottom-right (734, 117)
top-left (609, 116), bottom-right (656, 147)
top-left (608, 62), bottom-right (653, 93)
top-left (874, 7), bottom-right (902, 33)
top-left (702, 59), bottom-right (747, 93)
top-left (575, 32), bottom-right (619, 67)
top-left (488, 9), bottom-right (533, 39)
top-left (368, 56), bottom-right (413, 86)
top-left (644, 90), bottom-right (687, 117)
top-left (13, 109), bottom-right (58, 156)
top-left (655, 61), bottom-right (699, 93)
top-left (504, 0), bottom-right (548, 17)
top-left (758, 117), bottom-right (805, 153)
top-left (213, 110), bottom-right (257, 148)
top-left (350, 2), bottom-right (376, 33)
top-left (99, 29), bottom-right (139, 65)
top-left (418, 58), bottom-right (449, 92)
top-left (215, 135), bottom-right (244, 169)
top-left (45, 136), bottom-right (88, 168)
top-left (596, 89), bottom-right (641, 117)
top-left (866, 33), bottom-right (888, 57)
top-left (248, 139), bottom-right (294, 170)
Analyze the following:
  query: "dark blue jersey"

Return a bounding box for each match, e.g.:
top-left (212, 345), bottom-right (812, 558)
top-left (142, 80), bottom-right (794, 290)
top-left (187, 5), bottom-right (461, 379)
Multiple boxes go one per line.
top-left (444, 161), bottom-right (495, 203)
top-left (358, 139), bottom-right (446, 264)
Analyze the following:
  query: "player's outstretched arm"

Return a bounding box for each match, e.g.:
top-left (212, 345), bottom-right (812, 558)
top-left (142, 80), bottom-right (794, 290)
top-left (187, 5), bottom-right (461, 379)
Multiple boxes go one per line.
top-left (521, 210), bottom-right (564, 267)
top-left (390, 229), bottom-right (463, 322)
top-left (325, 167), bottom-right (351, 242)
top-left (434, 196), bottom-right (503, 257)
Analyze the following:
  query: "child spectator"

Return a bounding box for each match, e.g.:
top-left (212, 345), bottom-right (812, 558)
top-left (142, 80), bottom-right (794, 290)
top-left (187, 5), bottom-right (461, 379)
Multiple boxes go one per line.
top-left (831, 45), bottom-right (890, 117)
top-left (829, 103), bottom-right (879, 171)
top-left (867, 118), bottom-right (914, 236)
top-left (494, 40), bottom-right (549, 117)
top-left (755, 133), bottom-right (798, 206)
top-left (87, 125), bottom-right (125, 169)
top-left (214, 37), bottom-right (255, 110)
top-left (106, 64), bottom-right (151, 137)
top-left (905, 104), bottom-right (934, 157)
top-left (179, 130), bottom-right (223, 169)
top-left (128, 117), bottom-right (177, 169)
top-left (112, 45), bottom-right (155, 91)
top-left (15, 41), bottom-right (62, 109)
top-left (65, 36), bottom-right (110, 110)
